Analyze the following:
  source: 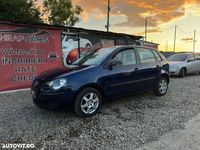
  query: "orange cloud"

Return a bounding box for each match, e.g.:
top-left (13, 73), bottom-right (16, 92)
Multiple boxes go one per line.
top-left (72, 0), bottom-right (200, 27)
top-left (185, 0), bottom-right (200, 15)
top-left (81, 11), bottom-right (90, 22)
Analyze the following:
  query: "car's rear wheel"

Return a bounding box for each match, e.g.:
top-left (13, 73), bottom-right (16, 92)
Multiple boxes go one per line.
top-left (74, 88), bottom-right (102, 117)
top-left (154, 77), bottom-right (168, 96)
top-left (179, 68), bottom-right (186, 78)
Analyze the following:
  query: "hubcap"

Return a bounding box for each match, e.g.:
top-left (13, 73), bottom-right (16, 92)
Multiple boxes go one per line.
top-left (81, 93), bottom-right (99, 114)
top-left (159, 79), bottom-right (168, 94)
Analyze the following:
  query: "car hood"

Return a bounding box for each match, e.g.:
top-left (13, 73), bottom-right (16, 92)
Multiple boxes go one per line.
top-left (36, 65), bottom-right (92, 81)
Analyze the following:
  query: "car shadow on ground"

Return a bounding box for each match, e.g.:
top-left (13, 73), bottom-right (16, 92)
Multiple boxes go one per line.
top-left (170, 73), bottom-right (200, 78)
top-left (32, 91), bottom-right (156, 119)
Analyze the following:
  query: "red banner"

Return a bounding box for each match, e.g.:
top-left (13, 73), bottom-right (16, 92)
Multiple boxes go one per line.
top-left (0, 24), bottom-right (64, 92)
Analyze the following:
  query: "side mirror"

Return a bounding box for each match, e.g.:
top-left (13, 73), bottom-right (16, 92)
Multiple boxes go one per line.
top-left (107, 60), bottom-right (123, 70)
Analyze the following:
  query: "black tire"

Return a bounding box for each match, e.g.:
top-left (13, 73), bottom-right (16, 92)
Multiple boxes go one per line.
top-left (74, 88), bottom-right (102, 117)
top-left (179, 68), bottom-right (186, 78)
top-left (154, 77), bottom-right (168, 96)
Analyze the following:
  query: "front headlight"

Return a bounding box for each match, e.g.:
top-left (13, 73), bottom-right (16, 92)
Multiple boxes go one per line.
top-left (47, 78), bottom-right (67, 90)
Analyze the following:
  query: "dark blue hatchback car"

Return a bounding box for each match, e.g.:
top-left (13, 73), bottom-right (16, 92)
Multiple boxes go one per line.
top-left (32, 46), bottom-right (170, 117)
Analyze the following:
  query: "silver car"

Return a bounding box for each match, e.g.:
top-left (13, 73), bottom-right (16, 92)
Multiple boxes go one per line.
top-left (168, 53), bottom-right (200, 77)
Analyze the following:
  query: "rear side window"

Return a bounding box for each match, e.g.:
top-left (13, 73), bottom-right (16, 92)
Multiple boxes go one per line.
top-left (152, 50), bottom-right (162, 61)
top-left (112, 49), bottom-right (136, 66)
top-left (137, 48), bottom-right (156, 63)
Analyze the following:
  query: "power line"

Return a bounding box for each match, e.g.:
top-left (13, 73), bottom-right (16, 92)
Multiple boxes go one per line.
top-left (177, 26), bottom-right (193, 35)
top-left (196, 30), bottom-right (200, 37)
top-left (196, 30), bottom-right (200, 34)
top-left (159, 26), bottom-right (175, 32)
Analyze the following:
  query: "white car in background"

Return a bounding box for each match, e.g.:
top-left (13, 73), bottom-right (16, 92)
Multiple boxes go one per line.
top-left (62, 35), bottom-right (92, 66)
top-left (168, 53), bottom-right (200, 77)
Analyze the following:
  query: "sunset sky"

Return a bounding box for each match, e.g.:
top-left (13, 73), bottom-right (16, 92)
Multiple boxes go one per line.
top-left (38, 0), bottom-right (200, 52)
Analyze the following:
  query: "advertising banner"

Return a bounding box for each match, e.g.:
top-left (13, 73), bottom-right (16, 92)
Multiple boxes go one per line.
top-left (61, 34), bottom-right (124, 66)
top-left (0, 24), bottom-right (63, 92)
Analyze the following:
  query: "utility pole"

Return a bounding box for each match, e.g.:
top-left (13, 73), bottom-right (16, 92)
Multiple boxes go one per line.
top-left (173, 25), bottom-right (177, 52)
top-left (193, 29), bottom-right (196, 52)
top-left (145, 17), bottom-right (147, 41)
top-left (106, 0), bottom-right (111, 32)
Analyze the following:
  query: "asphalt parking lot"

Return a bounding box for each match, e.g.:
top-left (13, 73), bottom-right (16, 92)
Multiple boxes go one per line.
top-left (0, 75), bottom-right (200, 150)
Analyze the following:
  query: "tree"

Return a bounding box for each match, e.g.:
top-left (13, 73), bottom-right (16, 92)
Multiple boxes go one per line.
top-left (0, 0), bottom-right (42, 23)
top-left (43, 0), bottom-right (83, 26)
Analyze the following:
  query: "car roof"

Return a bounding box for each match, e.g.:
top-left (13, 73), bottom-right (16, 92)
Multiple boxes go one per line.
top-left (171, 53), bottom-right (193, 56)
top-left (96, 45), bottom-right (158, 56)
top-left (177, 52), bottom-right (198, 54)
top-left (108, 45), bottom-right (157, 50)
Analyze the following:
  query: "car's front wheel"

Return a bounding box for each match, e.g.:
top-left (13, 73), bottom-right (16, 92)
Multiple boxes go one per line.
top-left (154, 77), bottom-right (168, 96)
top-left (74, 88), bottom-right (102, 117)
top-left (179, 68), bottom-right (186, 78)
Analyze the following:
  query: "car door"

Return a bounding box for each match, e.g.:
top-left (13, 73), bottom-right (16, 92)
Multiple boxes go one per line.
top-left (102, 49), bottom-right (140, 97)
top-left (186, 54), bottom-right (196, 73)
top-left (135, 48), bottom-right (159, 90)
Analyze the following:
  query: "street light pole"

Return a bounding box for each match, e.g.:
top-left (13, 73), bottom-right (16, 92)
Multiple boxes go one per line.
top-left (106, 0), bottom-right (111, 32)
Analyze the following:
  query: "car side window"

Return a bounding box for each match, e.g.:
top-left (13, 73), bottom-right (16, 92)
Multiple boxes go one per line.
top-left (112, 49), bottom-right (137, 66)
top-left (137, 48), bottom-right (156, 63)
top-left (152, 50), bottom-right (162, 61)
top-left (187, 55), bottom-right (195, 62)
top-left (195, 54), bottom-right (200, 60)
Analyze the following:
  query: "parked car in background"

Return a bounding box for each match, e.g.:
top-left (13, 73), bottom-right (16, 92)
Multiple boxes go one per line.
top-left (168, 53), bottom-right (200, 77)
top-left (31, 46), bottom-right (170, 117)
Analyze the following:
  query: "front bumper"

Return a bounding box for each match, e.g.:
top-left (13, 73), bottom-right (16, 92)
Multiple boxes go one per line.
top-left (169, 70), bottom-right (179, 76)
top-left (169, 67), bottom-right (180, 76)
top-left (32, 88), bottom-right (75, 110)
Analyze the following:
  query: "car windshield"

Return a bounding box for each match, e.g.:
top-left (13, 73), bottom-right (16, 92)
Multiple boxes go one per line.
top-left (72, 47), bottom-right (116, 66)
top-left (167, 54), bottom-right (188, 61)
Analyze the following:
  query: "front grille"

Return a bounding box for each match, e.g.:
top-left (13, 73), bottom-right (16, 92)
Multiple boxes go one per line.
top-left (32, 79), bottom-right (53, 93)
